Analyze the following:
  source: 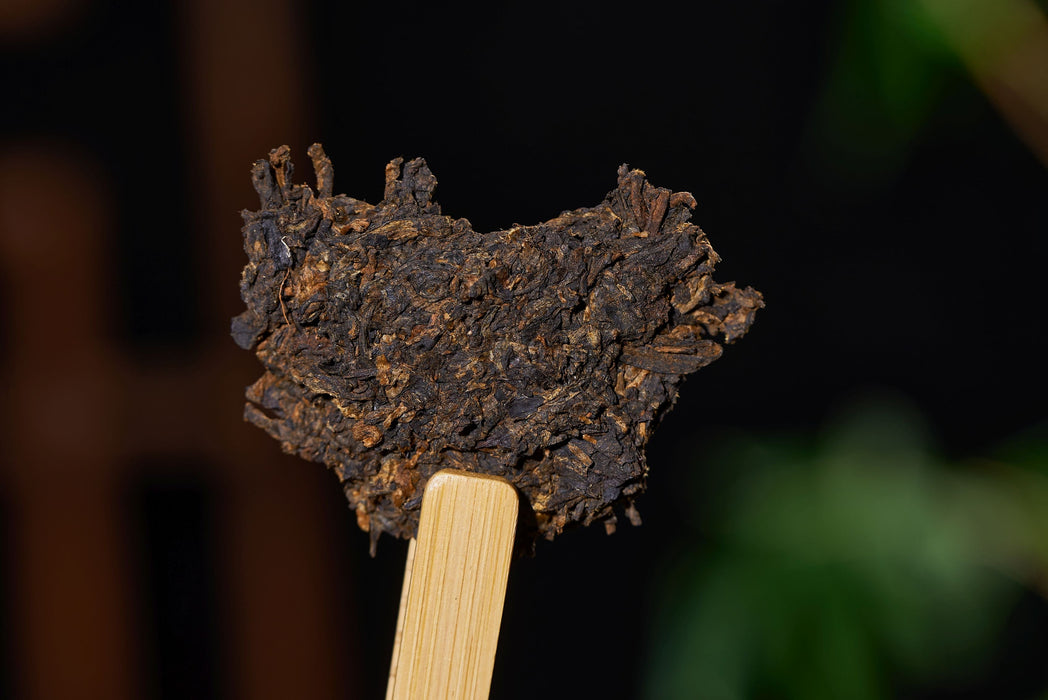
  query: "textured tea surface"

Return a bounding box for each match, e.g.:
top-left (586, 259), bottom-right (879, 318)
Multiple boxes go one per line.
top-left (234, 145), bottom-right (762, 550)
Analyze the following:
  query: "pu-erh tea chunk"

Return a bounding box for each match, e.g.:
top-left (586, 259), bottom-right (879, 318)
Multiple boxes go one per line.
top-left (234, 145), bottom-right (762, 551)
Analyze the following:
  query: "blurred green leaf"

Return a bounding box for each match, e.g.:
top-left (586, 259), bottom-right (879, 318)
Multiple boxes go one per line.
top-left (803, 0), bottom-right (965, 185)
top-left (645, 395), bottom-right (1046, 699)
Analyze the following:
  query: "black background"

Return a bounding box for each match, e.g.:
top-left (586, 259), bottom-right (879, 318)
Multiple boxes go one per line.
top-left (2, 0), bottom-right (1046, 697)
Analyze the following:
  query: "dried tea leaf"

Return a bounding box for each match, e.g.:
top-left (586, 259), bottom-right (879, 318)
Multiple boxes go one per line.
top-left (234, 144), bottom-right (762, 552)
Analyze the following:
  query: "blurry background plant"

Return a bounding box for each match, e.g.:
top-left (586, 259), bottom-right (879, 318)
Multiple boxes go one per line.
top-left (641, 2), bottom-right (1048, 692)
top-left (646, 395), bottom-right (1048, 699)
top-left (810, 0), bottom-right (1048, 182)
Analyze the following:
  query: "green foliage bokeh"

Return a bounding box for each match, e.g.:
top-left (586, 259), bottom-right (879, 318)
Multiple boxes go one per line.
top-left (645, 395), bottom-right (1047, 699)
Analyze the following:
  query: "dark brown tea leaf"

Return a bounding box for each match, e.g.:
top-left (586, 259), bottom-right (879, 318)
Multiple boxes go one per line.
top-left (234, 145), bottom-right (762, 552)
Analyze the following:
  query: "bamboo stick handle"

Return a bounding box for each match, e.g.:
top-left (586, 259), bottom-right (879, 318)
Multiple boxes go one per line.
top-left (386, 470), bottom-right (518, 700)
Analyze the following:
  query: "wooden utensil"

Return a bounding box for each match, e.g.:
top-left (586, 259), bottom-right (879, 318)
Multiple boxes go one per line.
top-left (386, 470), bottom-right (518, 700)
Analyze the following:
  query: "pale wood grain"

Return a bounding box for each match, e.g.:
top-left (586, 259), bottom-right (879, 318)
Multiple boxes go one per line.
top-left (386, 537), bottom-right (416, 700)
top-left (386, 470), bottom-right (518, 700)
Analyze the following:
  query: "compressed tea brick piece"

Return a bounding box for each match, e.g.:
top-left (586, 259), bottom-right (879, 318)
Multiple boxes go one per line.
top-left (234, 145), bottom-right (762, 551)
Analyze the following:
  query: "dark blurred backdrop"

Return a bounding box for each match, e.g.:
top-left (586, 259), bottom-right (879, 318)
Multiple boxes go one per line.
top-left (1, 0), bottom-right (1046, 698)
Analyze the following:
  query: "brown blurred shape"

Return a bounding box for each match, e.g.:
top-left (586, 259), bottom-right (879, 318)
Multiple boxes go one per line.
top-left (0, 0), bottom-right (360, 698)
top-left (0, 142), bottom-right (137, 700)
top-left (0, 0), bottom-right (86, 45)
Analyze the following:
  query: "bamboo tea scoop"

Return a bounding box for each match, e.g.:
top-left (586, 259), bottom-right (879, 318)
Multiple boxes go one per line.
top-left (386, 470), bottom-right (518, 700)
